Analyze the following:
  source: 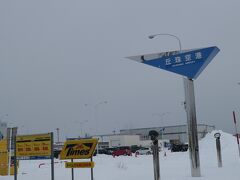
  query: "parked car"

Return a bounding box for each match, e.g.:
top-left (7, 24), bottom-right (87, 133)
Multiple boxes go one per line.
top-left (171, 144), bottom-right (188, 152)
top-left (106, 147), bottom-right (118, 154)
top-left (112, 146), bottom-right (132, 157)
top-left (53, 149), bottom-right (61, 159)
top-left (98, 148), bottom-right (115, 155)
top-left (130, 145), bottom-right (141, 153)
top-left (135, 147), bottom-right (152, 155)
top-left (93, 148), bottom-right (113, 156)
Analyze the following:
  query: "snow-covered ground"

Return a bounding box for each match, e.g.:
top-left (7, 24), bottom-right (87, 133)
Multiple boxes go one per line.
top-left (1, 130), bottom-right (240, 180)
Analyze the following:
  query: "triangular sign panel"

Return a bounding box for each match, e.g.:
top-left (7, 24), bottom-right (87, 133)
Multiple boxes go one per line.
top-left (126, 46), bottom-right (220, 79)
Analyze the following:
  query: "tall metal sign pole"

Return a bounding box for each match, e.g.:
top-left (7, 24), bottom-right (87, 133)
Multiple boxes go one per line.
top-left (184, 78), bottom-right (201, 176)
top-left (126, 41), bottom-right (220, 177)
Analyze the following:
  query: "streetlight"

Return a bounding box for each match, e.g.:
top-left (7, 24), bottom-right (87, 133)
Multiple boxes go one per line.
top-left (74, 120), bottom-right (88, 138)
top-left (94, 101), bottom-right (108, 154)
top-left (148, 34), bottom-right (181, 140)
top-left (152, 112), bottom-right (169, 156)
top-left (148, 33), bottom-right (201, 177)
top-left (152, 112), bottom-right (170, 139)
top-left (56, 128), bottom-right (60, 143)
top-left (83, 101), bottom-right (108, 135)
top-left (148, 33), bottom-right (182, 52)
top-left (84, 101), bottom-right (108, 153)
top-left (94, 101), bottom-right (108, 135)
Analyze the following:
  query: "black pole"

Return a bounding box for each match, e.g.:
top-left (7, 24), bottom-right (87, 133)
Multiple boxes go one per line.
top-left (149, 130), bottom-right (160, 180)
top-left (91, 157), bottom-right (93, 180)
top-left (71, 159), bottom-right (74, 180)
top-left (51, 132), bottom-right (55, 180)
top-left (216, 137), bottom-right (223, 167)
top-left (14, 132), bottom-right (17, 180)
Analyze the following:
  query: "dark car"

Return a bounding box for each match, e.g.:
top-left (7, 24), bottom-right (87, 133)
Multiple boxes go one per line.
top-left (105, 147), bottom-right (118, 155)
top-left (93, 147), bottom-right (116, 156)
top-left (53, 149), bottom-right (61, 159)
top-left (98, 148), bottom-right (112, 155)
top-left (130, 145), bottom-right (141, 153)
top-left (112, 146), bottom-right (132, 157)
top-left (171, 144), bottom-right (188, 152)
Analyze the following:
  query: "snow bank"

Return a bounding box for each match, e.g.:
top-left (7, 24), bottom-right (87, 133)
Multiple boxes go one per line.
top-left (0, 130), bottom-right (240, 180)
top-left (199, 130), bottom-right (240, 165)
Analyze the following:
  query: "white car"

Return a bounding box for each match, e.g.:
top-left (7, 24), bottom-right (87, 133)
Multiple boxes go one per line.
top-left (135, 147), bottom-right (152, 155)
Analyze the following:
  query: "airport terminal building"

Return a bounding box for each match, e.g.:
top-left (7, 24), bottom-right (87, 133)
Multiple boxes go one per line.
top-left (95, 124), bottom-right (215, 148)
top-left (119, 124), bottom-right (215, 144)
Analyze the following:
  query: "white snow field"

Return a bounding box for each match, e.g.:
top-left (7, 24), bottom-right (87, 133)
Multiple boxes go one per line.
top-left (1, 130), bottom-right (240, 180)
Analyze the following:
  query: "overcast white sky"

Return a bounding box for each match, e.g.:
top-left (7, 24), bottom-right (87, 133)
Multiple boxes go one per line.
top-left (0, 0), bottom-right (240, 140)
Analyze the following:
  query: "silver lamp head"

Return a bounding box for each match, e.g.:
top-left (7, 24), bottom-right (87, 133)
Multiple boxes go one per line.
top-left (148, 35), bottom-right (155, 39)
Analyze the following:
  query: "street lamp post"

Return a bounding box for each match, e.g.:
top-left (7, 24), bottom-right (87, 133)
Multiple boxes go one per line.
top-left (149, 34), bottom-right (201, 177)
top-left (94, 101), bottom-right (108, 135)
top-left (56, 128), bottom-right (60, 143)
top-left (152, 112), bottom-right (169, 125)
top-left (75, 120), bottom-right (88, 138)
top-left (94, 101), bottom-right (108, 154)
top-left (152, 112), bottom-right (170, 139)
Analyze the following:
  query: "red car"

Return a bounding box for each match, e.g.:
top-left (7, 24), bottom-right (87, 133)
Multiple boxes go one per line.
top-left (112, 146), bottom-right (132, 157)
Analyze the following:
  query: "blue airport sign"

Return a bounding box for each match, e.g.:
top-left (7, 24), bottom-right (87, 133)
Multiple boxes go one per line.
top-left (127, 46), bottom-right (220, 79)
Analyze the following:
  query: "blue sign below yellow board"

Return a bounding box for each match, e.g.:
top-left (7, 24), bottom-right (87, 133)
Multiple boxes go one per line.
top-left (127, 46), bottom-right (220, 79)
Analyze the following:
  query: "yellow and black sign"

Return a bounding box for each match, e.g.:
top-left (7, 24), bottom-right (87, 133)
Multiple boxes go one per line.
top-left (60, 138), bottom-right (98, 160)
top-left (0, 139), bottom-right (7, 151)
top-left (65, 162), bottom-right (94, 168)
top-left (0, 139), bottom-right (18, 176)
top-left (16, 133), bottom-right (51, 157)
top-left (0, 139), bottom-right (8, 176)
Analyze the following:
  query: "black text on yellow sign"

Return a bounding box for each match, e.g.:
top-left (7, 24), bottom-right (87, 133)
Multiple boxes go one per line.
top-left (16, 133), bottom-right (51, 157)
top-left (0, 139), bottom-right (8, 176)
top-left (60, 138), bottom-right (98, 160)
top-left (65, 162), bottom-right (94, 168)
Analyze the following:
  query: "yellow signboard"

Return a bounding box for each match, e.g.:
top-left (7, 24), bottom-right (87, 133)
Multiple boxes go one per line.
top-left (0, 139), bottom-right (8, 176)
top-left (60, 138), bottom-right (98, 160)
top-left (65, 162), bottom-right (94, 168)
top-left (0, 139), bottom-right (7, 150)
top-left (16, 133), bottom-right (51, 157)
